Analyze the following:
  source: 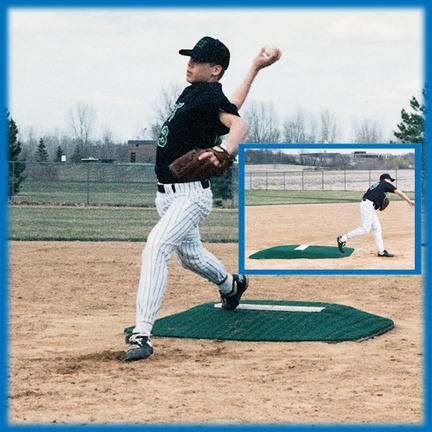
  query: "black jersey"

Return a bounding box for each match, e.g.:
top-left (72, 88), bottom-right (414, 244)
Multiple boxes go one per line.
top-left (363, 180), bottom-right (396, 209)
top-left (155, 82), bottom-right (240, 183)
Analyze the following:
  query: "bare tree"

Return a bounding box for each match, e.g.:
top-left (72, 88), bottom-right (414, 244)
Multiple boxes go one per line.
top-left (99, 124), bottom-right (116, 159)
top-left (67, 101), bottom-right (97, 157)
top-left (320, 109), bottom-right (339, 143)
top-left (331, 153), bottom-right (352, 169)
top-left (353, 118), bottom-right (385, 144)
top-left (243, 101), bottom-right (281, 143)
top-left (284, 107), bottom-right (341, 144)
top-left (403, 152), bottom-right (415, 167)
top-left (149, 123), bottom-right (163, 141)
top-left (307, 116), bottom-right (318, 144)
top-left (20, 126), bottom-right (39, 161)
top-left (150, 82), bottom-right (183, 140)
top-left (283, 107), bottom-right (307, 143)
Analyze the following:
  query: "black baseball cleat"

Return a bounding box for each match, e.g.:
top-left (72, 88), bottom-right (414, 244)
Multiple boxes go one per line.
top-left (378, 250), bottom-right (395, 257)
top-left (220, 274), bottom-right (249, 310)
top-left (125, 333), bottom-right (154, 361)
top-left (337, 236), bottom-right (346, 253)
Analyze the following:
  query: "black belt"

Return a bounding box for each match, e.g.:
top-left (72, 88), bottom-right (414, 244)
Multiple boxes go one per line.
top-left (157, 179), bottom-right (210, 193)
top-left (363, 198), bottom-right (379, 209)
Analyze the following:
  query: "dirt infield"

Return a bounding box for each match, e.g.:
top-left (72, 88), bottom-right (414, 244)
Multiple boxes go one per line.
top-left (8, 241), bottom-right (423, 424)
top-left (244, 201), bottom-right (416, 270)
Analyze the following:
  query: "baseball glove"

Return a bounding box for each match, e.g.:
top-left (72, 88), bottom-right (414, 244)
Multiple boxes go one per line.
top-left (169, 145), bottom-right (231, 182)
top-left (379, 197), bottom-right (390, 211)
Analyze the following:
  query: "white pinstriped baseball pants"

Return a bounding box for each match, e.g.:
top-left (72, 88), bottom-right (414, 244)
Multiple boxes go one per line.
top-left (346, 199), bottom-right (384, 252)
top-left (134, 181), bottom-right (229, 335)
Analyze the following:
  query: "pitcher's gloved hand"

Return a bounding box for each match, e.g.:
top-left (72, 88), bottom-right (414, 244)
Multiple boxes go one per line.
top-left (379, 198), bottom-right (390, 211)
top-left (169, 145), bottom-right (231, 182)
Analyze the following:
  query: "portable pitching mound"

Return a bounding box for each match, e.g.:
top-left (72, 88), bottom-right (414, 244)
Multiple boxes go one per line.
top-left (124, 300), bottom-right (394, 342)
top-left (249, 244), bottom-right (354, 259)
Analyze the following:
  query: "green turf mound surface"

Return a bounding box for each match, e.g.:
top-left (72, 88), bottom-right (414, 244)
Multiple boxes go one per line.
top-left (124, 300), bottom-right (394, 342)
top-left (249, 245), bottom-right (354, 259)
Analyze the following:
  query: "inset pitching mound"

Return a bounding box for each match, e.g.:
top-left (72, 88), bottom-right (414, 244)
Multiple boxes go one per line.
top-left (124, 300), bottom-right (393, 343)
top-left (249, 244), bottom-right (354, 259)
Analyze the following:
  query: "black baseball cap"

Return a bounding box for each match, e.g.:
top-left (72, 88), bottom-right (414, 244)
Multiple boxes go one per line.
top-left (380, 173), bottom-right (395, 182)
top-left (179, 36), bottom-right (230, 70)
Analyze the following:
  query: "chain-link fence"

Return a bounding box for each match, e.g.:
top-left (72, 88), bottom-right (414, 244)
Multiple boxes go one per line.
top-left (8, 162), bottom-right (414, 206)
top-left (244, 169), bottom-right (415, 192)
top-left (7, 161), bottom-right (239, 208)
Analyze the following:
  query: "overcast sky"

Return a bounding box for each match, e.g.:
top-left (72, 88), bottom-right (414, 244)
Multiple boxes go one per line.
top-left (8, 7), bottom-right (424, 143)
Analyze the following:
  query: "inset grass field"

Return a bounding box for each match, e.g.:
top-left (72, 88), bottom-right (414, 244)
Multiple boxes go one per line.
top-left (244, 189), bottom-right (414, 206)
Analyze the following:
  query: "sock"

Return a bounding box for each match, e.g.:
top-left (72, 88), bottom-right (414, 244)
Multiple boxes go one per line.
top-left (132, 323), bottom-right (152, 336)
top-left (217, 274), bottom-right (233, 294)
top-left (341, 235), bottom-right (348, 242)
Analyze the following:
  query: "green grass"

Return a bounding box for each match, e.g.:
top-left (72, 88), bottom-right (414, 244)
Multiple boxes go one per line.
top-left (12, 180), bottom-right (159, 207)
top-left (12, 180), bottom-right (238, 208)
top-left (244, 190), bottom-right (415, 206)
top-left (8, 206), bottom-right (239, 242)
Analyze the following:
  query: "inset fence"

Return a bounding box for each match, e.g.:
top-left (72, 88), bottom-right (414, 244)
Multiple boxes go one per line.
top-left (244, 169), bottom-right (415, 192)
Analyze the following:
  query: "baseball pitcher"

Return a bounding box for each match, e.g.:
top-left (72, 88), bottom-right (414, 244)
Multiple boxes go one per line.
top-left (125, 36), bottom-right (281, 361)
top-left (337, 173), bottom-right (415, 257)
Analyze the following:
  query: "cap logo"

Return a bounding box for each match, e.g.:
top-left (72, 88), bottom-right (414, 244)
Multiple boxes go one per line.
top-left (196, 39), bottom-right (208, 48)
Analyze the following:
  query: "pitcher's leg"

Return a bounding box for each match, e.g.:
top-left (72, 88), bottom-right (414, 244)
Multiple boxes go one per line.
top-left (135, 196), bottom-right (207, 334)
top-left (174, 227), bottom-right (233, 292)
top-left (346, 201), bottom-right (374, 240)
top-left (371, 214), bottom-right (384, 252)
top-left (134, 229), bottom-right (171, 335)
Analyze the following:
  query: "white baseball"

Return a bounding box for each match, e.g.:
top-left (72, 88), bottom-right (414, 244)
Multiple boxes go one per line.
top-left (264, 45), bottom-right (276, 57)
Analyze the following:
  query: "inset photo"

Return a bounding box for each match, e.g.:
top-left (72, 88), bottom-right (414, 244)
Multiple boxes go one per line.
top-left (239, 144), bottom-right (421, 274)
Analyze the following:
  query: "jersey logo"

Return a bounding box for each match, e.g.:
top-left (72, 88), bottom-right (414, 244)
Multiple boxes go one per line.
top-left (158, 126), bottom-right (169, 147)
top-left (369, 181), bottom-right (379, 191)
top-left (158, 103), bottom-right (184, 147)
top-left (167, 103), bottom-right (184, 122)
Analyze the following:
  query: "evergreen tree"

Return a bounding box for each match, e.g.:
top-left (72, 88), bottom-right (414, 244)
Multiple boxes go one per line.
top-left (70, 145), bottom-right (83, 162)
top-left (7, 111), bottom-right (26, 198)
top-left (392, 88), bottom-right (425, 144)
top-left (392, 87), bottom-right (426, 199)
top-left (54, 145), bottom-right (64, 162)
top-left (211, 168), bottom-right (234, 203)
top-left (35, 138), bottom-right (49, 162)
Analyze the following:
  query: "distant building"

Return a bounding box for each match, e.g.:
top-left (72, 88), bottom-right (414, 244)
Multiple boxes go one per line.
top-left (128, 140), bottom-right (157, 163)
top-left (353, 151), bottom-right (391, 159)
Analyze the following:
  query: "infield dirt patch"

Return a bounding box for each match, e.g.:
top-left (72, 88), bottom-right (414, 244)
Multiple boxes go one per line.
top-left (8, 241), bottom-right (422, 424)
top-left (244, 201), bottom-right (416, 270)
